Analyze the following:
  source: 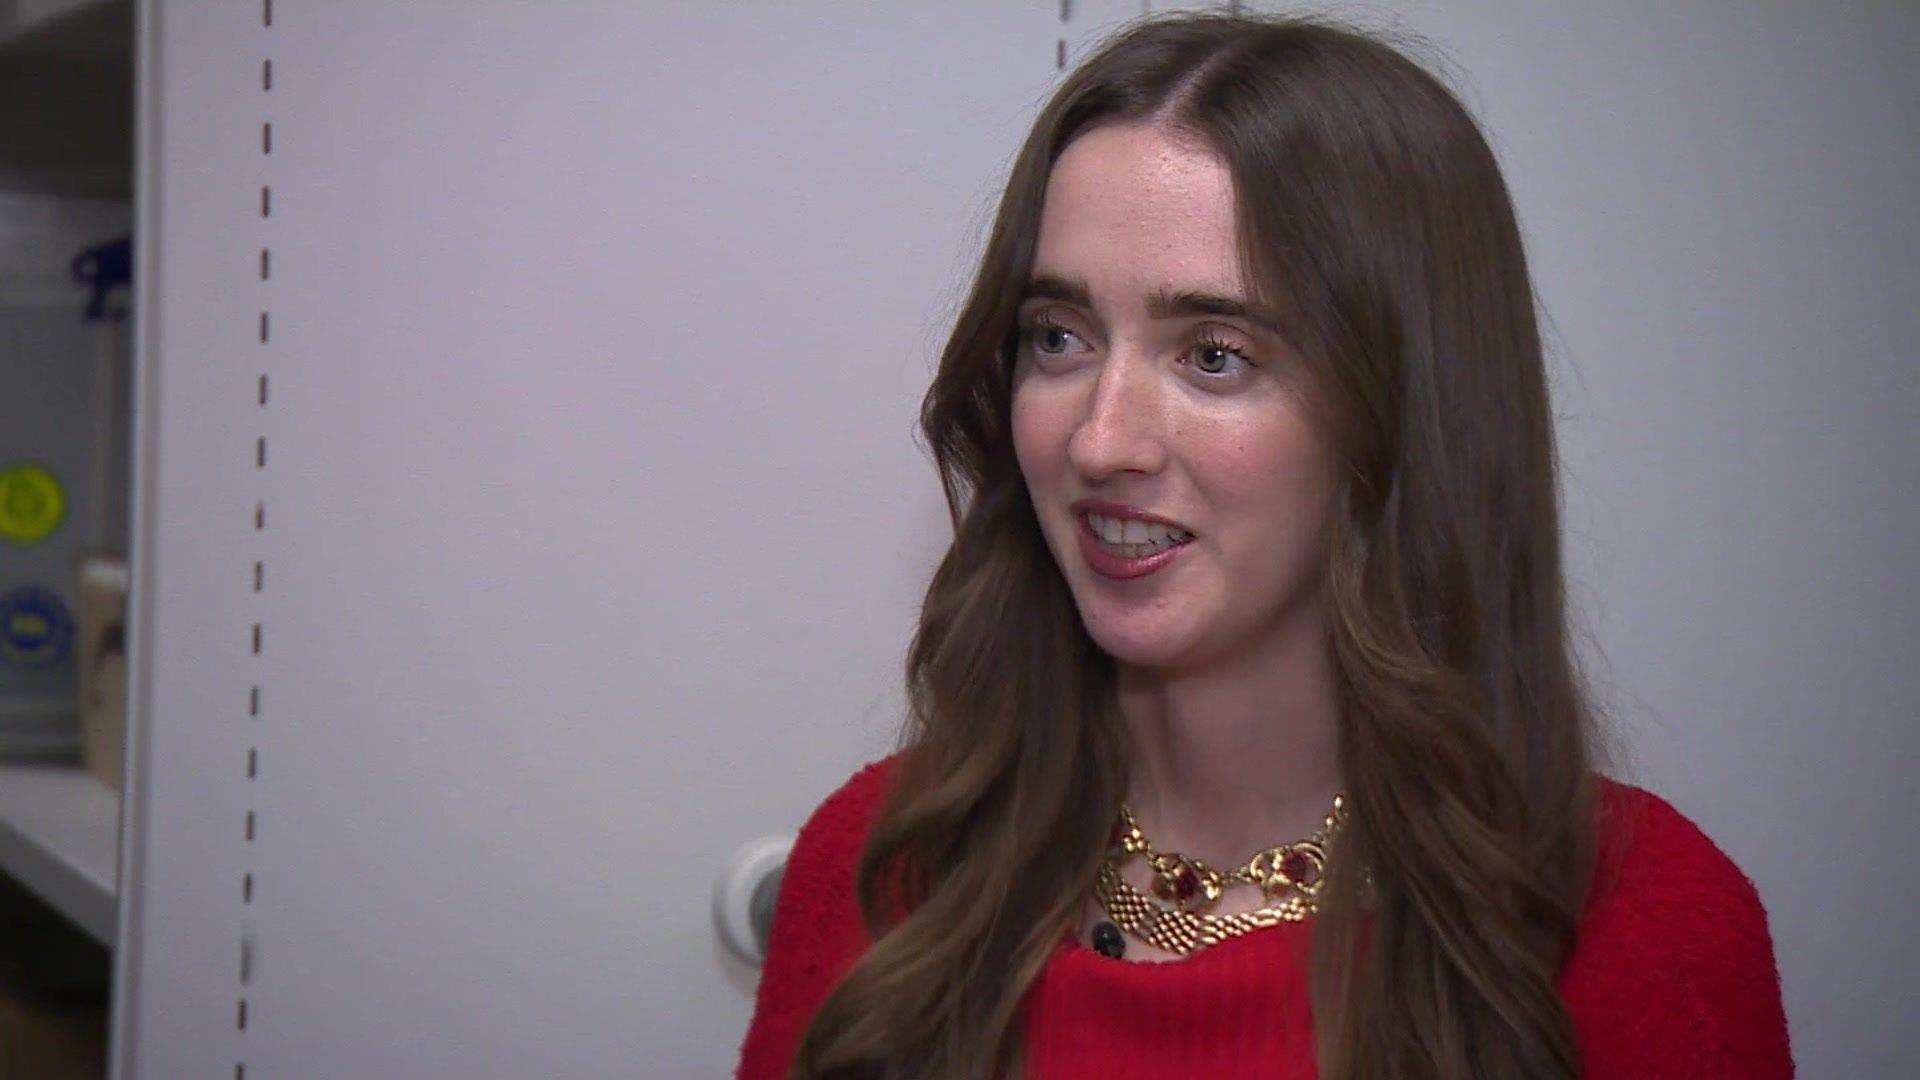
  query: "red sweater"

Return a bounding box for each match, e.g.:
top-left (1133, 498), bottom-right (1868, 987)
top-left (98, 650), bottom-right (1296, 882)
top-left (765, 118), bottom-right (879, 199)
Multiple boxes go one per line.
top-left (738, 758), bottom-right (1792, 1078)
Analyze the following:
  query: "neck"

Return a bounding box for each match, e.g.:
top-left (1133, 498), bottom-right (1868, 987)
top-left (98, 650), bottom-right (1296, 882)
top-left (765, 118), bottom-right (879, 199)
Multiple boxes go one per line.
top-left (1117, 602), bottom-right (1343, 867)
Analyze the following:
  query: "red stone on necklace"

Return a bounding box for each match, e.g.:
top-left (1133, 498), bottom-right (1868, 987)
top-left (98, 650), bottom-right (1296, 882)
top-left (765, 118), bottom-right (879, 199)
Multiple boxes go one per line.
top-left (1173, 864), bottom-right (1199, 900)
top-left (1281, 850), bottom-right (1318, 887)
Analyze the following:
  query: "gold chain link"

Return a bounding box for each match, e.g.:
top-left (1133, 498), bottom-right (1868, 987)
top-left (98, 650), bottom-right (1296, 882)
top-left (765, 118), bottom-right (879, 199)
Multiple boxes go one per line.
top-left (1095, 794), bottom-right (1348, 957)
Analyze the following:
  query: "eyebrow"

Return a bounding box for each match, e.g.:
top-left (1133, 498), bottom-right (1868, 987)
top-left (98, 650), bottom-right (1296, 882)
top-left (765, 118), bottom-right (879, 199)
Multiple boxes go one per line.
top-left (1021, 273), bottom-right (1291, 340)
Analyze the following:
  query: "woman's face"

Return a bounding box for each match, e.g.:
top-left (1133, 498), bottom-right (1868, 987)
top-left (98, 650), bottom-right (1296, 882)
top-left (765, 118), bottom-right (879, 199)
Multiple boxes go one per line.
top-left (1011, 122), bottom-right (1342, 674)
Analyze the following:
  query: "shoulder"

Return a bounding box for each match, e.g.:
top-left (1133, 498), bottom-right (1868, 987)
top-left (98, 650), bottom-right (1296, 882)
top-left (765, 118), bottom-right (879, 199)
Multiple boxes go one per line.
top-left (770, 753), bottom-right (901, 947)
top-left (769, 756), bottom-right (900, 921)
top-left (792, 756), bottom-right (899, 867)
top-left (1560, 777), bottom-right (1794, 1077)
top-left (1587, 777), bottom-right (1764, 914)
top-left (735, 756), bottom-right (900, 1079)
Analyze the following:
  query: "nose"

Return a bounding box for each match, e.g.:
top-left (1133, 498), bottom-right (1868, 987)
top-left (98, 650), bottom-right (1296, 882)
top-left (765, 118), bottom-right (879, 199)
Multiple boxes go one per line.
top-left (1065, 348), bottom-right (1169, 483)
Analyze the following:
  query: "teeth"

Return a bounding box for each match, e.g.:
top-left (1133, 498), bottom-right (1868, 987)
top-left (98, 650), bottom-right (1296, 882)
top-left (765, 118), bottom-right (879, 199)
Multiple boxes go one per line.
top-left (1086, 512), bottom-right (1191, 557)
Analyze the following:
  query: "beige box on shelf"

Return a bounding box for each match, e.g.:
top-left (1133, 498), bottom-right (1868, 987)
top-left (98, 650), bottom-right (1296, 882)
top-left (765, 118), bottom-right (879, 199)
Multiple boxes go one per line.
top-left (72, 552), bottom-right (127, 793)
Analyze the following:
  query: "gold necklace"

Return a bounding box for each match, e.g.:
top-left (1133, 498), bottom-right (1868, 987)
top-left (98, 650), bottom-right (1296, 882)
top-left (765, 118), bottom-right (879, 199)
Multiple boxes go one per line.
top-left (1091, 795), bottom-right (1347, 957)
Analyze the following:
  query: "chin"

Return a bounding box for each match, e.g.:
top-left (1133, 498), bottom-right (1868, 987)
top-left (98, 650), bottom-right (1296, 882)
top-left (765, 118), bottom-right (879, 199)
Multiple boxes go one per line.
top-left (1079, 616), bottom-right (1198, 670)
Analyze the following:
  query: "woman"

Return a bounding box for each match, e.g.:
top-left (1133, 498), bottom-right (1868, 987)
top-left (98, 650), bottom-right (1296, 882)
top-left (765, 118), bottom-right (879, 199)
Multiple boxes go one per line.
top-left (739, 12), bottom-right (1791, 1079)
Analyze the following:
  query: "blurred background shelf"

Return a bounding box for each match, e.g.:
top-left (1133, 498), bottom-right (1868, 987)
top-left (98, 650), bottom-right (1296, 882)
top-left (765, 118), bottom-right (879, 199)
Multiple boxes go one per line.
top-left (0, 0), bottom-right (131, 962)
top-left (0, 0), bottom-right (133, 201)
top-left (0, 762), bottom-right (117, 945)
top-left (1, 0), bottom-right (129, 53)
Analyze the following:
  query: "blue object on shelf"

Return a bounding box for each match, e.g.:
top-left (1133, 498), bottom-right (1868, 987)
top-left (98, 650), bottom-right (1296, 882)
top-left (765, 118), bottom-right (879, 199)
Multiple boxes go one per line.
top-left (0, 584), bottom-right (75, 668)
top-left (71, 235), bottom-right (132, 323)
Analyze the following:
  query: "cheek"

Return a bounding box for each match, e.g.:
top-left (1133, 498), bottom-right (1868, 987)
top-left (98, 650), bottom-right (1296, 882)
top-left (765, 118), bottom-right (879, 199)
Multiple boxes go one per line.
top-left (1010, 385), bottom-right (1065, 491)
top-left (1206, 420), bottom-right (1340, 541)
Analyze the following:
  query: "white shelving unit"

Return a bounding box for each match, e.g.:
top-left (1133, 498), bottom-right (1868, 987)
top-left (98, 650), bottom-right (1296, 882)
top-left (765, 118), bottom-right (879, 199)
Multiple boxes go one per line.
top-left (0, 0), bottom-right (131, 949)
top-left (0, 762), bottom-right (118, 943)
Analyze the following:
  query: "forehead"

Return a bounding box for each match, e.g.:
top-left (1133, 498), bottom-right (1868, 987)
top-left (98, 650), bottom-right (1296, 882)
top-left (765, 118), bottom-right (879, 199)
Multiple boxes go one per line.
top-left (1033, 122), bottom-right (1243, 298)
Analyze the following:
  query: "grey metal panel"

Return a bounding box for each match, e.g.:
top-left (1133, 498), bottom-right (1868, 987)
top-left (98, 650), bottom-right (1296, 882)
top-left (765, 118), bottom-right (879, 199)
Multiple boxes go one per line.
top-left (114, 2), bottom-right (1148, 1077)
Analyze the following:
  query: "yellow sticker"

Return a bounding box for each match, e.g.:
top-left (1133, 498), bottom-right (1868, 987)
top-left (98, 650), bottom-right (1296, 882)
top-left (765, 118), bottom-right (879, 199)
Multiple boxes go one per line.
top-left (0, 463), bottom-right (66, 545)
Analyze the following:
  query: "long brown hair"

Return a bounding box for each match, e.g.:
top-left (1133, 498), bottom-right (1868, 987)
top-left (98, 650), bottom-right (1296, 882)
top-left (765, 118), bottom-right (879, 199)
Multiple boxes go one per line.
top-left (795, 11), bottom-right (1603, 1078)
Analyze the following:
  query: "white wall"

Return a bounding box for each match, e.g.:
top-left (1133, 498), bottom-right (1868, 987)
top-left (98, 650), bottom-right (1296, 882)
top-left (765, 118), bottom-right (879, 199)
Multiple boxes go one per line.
top-left (113, 1), bottom-right (1915, 1076)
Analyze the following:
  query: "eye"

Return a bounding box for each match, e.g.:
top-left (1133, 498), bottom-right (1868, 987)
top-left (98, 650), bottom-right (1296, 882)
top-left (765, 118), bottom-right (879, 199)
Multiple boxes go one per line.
top-left (1022, 314), bottom-right (1088, 358)
top-left (1186, 334), bottom-right (1255, 379)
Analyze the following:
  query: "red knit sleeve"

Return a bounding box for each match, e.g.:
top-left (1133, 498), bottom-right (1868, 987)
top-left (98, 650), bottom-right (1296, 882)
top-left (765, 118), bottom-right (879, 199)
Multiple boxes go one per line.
top-left (735, 758), bottom-right (895, 1080)
top-left (1561, 779), bottom-right (1794, 1078)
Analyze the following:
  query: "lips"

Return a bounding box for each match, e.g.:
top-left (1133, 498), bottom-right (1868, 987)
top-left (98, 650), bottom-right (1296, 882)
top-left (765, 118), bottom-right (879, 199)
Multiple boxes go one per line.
top-left (1069, 500), bottom-right (1194, 581)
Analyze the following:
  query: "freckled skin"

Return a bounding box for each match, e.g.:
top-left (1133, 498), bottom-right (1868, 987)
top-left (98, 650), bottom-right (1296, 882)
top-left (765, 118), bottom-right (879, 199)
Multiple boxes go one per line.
top-left (1010, 122), bottom-right (1341, 677)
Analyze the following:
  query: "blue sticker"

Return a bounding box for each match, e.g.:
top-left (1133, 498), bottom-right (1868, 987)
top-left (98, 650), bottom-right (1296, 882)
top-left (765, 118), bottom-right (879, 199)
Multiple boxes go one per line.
top-left (0, 584), bottom-right (74, 668)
